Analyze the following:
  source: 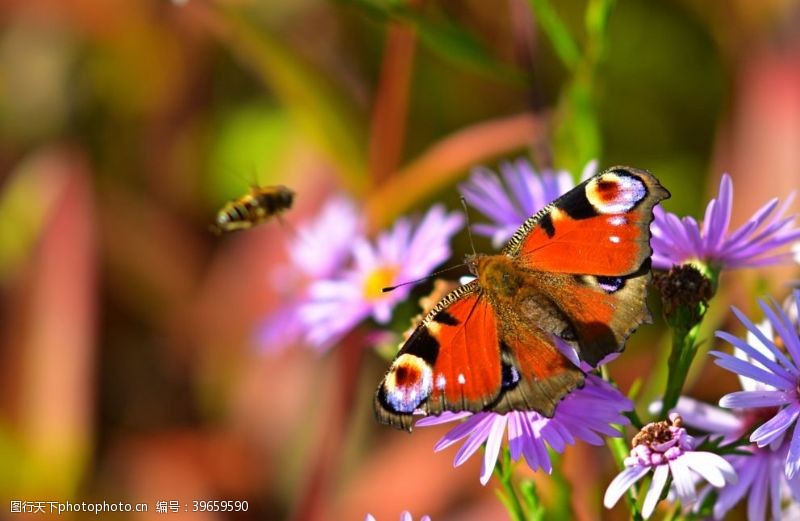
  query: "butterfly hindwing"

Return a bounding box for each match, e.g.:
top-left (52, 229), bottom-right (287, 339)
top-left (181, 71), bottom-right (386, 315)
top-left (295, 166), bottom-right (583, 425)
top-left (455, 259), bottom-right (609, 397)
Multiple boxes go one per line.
top-left (489, 328), bottom-right (584, 416)
top-left (504, 166), bottom-right (669, 276)
top-left (517, 266), bottom-right (652, 366)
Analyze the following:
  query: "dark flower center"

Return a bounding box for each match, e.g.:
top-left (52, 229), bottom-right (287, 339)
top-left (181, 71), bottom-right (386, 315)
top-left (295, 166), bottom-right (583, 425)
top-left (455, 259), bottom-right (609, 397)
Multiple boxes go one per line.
top-left (653, 265), bottom-right (713, 325)
top-left (632, 414), bottom-right (683, 449)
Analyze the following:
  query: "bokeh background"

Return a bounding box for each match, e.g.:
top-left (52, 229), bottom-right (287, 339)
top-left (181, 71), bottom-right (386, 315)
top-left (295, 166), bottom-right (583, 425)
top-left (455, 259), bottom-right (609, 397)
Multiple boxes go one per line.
top-left (1, 0), bottom-right (800, 519)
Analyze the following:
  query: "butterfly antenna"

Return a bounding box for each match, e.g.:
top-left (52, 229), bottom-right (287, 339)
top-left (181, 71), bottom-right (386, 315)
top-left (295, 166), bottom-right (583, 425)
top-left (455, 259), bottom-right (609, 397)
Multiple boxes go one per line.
top-left (460, 196), bottom-right (478, 257)
top-left (382, 263), bottom-right (466, 293)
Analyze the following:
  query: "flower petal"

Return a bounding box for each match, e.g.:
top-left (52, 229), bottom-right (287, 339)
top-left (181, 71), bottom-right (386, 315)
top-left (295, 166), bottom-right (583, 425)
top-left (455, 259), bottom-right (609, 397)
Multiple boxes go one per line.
top-left (642, 464), bottom-right (670, 519)
top-left (712, 352), bottom-right (794, 391)
top-left (480, 415), bottom-right (507, 485)
top-left (787, 422), bottom-right (800, 479)
top-left (669, 456), bottom-right (697, 506)
top-left (751, 404), bottom-right (800, 447)
top-left (719, 390), bottom-right (794, 409)
top-left (603, 465), bottom-right (650, 509)
top-left (680, 451), bottom-right (737, 487)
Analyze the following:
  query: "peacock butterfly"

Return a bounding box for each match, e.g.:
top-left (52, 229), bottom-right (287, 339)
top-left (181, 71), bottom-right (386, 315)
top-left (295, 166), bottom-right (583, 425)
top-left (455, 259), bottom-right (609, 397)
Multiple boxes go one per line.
top-left (374, 166), bottom-right (670, 431)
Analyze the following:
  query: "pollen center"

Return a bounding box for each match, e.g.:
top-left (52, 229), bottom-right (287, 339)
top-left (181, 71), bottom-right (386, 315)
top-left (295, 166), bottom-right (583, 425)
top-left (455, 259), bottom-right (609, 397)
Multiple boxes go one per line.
top-left (363, 265), bottom-right (399, 299)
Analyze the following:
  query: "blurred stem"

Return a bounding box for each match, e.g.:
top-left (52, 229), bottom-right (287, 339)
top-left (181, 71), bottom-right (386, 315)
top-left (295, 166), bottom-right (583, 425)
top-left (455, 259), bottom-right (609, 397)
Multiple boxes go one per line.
top-left (546, 451), bottom-right (572, 519)
top-left (369, 2), bottom-right (420, 187)
top-left (601, 366), bottom-right (643, 429)
top-left (494, 447), bottom-right (527, 521)
top-left (528, 0), bottom-right (615, 175)
top-left (519, 479), bottom-right (546, 521)
top-left (527, 0), bottom-right (580, 70)
top-left (364, 112), bottom-right (545, 232)
top-left (197, 4), bottom-right (368, 192)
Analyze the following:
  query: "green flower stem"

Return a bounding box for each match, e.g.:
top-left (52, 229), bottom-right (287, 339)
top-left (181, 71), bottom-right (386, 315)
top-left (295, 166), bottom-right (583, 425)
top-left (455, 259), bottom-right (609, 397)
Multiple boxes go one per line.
top-left (494, 447), bottom-right (528, 521)
top-left (660, 318), bottom-right (703, 416)
top-left (660, 263), bottom-right (720, 417)
top-left (520, 479), bottom-right (546, 521)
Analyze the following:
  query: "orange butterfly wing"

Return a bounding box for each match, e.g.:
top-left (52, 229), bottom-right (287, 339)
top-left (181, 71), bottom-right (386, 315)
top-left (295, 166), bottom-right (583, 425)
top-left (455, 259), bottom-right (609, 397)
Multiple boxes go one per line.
top-left (501, 166), bottom-right (670, 366)
top-left (504, 166), bottom-right (669, 276)
top-left (374, 281), bottom-right (583, 431)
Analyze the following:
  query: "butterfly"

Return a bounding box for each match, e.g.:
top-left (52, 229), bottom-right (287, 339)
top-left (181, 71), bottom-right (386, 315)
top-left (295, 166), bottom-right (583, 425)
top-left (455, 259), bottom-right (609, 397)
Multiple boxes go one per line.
top-left (374, 166), bottom-right (670, 431)
top-left (210, 185), bottom-right (295, 234)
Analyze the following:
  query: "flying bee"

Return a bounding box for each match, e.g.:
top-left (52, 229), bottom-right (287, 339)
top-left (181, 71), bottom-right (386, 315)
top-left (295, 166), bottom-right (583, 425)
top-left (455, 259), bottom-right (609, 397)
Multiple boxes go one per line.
top-left (210, 185), bottom-right (295, 234)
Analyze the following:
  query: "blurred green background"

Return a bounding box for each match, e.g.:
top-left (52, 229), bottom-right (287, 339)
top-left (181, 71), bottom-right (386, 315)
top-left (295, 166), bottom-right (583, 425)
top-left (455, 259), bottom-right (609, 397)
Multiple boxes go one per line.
top-left (0, 0), bottom-right (799, 519)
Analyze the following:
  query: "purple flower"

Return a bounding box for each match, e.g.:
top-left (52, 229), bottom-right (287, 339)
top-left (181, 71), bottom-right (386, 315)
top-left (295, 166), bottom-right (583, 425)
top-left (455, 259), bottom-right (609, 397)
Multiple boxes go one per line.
top-left (415, 375), bottom-right (631, 485)
top-left (256, 195), bottom-right (362, 353)
top-left (364, 512), bottom-right (430, 521)
top-left (459, 159), bottom-right (596, 248)
top-left (299, 205), bottom-right (463, 351)
top-left (662, 315), bottom-right (800, 521)
top-left (288, 195), bottom-right (363, 279)
top-left (603, 413), bottom-right (737, 519)
top-left (712, 290), bottom-right (800, 479)
top-left (651, 174), bottom-right (800, 270)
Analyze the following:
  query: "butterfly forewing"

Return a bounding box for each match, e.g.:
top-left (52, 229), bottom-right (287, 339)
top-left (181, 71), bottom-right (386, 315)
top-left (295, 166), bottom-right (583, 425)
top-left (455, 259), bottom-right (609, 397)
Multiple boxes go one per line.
top-left (375, 282), bottom-right (504, 431)
top-left (504, 167), bottom-right (669, 276)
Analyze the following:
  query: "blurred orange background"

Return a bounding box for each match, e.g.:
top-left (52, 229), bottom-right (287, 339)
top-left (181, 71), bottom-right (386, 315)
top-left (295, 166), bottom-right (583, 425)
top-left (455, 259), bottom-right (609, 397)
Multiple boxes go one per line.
top-left (1, 0), bottom-right (799, 519)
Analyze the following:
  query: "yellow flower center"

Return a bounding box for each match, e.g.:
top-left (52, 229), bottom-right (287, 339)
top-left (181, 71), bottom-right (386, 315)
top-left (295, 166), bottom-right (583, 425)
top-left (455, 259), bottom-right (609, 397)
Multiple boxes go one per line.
top-left (363, 266), bottom-right (398, 300)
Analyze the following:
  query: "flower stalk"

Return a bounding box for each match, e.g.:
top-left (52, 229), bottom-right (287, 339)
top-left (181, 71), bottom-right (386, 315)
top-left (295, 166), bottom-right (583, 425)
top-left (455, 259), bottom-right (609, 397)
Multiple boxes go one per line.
top-left (493, 447), bottom-right (528, 521)
top-left (656, 263), bottom-right (719, 416)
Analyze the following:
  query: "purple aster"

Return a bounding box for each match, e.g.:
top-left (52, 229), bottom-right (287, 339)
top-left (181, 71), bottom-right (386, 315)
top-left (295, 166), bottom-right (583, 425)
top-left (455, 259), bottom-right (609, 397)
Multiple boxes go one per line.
top-left (712, 290), bottom-right (800, 479)
top-left (459, 159), bottom-right (596, 248)
top-left (299, 205), bottom-right (463, 351)
top-left (364, 512), bottom-right (430, 521)
top-left (651, 173), bottom-right (800, 270)
top-left (603, 413), bottom-right (737, 519)
top-left (288, 195), bottom-right (363, 279)
top-left (256, 194), bottom-right (362, 353)
top-left (662, 316), bottom-right (800, 521)
top-left (415, 375), bottom-right (632, 485)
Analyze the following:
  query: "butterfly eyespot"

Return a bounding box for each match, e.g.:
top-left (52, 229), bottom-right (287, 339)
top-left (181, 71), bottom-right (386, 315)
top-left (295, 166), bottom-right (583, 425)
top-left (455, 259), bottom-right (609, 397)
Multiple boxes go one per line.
top-left (586, 173), bottom-right (647, 214)
top-left (382, 353), bottom-right (433, 413)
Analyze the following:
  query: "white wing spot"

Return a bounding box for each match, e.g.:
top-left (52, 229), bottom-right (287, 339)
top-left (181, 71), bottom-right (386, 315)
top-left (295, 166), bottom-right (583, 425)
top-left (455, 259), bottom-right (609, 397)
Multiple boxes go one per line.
top-left (436, 374), bottom-right (447, 391)
top-left (610, 236), bottom-right (621, 244)
top-left (457, 373), bottom-right (466, 385)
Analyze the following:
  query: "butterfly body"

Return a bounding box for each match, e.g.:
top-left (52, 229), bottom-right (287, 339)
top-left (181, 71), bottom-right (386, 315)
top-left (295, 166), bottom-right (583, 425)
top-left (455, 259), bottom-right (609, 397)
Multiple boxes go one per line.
top-left (375, 167), bottom-right (670, 431)
top-left (210, 185), bottom-right (295, 234)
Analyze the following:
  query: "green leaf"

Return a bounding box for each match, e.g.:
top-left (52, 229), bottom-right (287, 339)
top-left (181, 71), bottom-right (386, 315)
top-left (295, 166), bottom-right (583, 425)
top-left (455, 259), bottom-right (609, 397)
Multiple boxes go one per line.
top-left (344, 0), bottom-right (527, 83)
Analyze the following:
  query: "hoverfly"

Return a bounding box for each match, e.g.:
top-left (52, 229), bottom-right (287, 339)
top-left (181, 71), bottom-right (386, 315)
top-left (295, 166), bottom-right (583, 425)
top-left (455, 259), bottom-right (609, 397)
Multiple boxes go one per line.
top-left (210, 185), bottom-right (295, 234)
